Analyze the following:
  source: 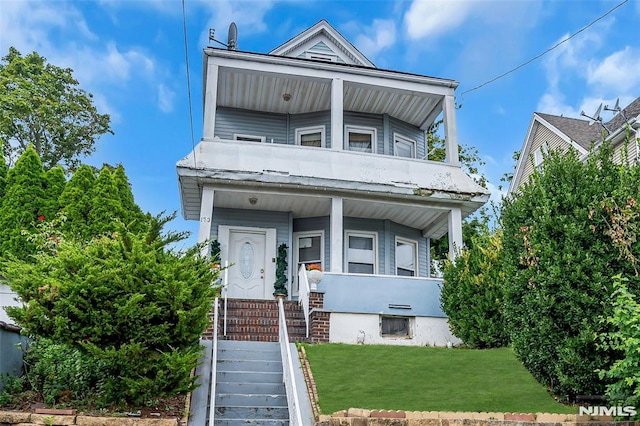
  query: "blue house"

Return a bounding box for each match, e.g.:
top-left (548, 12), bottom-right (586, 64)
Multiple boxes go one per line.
top-left (176, 20), bottom-right (489, 347)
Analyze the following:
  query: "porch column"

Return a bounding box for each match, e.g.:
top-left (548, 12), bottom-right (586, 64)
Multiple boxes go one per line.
top-left (330, 197), bottom-right (344, 273)
top-left (198, 186), bottom-right (215, 258)
top-left (202, 63), bottom-right (219, 140)
top-left (331, 78), bottom-right (344, 150)
top-left (447, 207), bottom-right (463, 262)
top-left (443, 95), bottom-right (460, 166)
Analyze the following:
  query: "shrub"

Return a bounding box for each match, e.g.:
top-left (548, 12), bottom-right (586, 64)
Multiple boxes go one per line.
top-left (441, 230), bottom-right (508, 348)
top-left (5, 214), bottom-right (219, 406)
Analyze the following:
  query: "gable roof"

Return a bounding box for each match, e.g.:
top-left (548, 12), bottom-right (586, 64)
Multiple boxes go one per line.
top-left (536, 113), bottom-right (603, 150)
top-left (269, 19), bottom-right (375, 68)
top-left (607, 96), bottom-right (640, 131)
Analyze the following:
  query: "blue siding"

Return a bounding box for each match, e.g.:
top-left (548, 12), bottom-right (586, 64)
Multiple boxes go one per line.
top-left (389, 116), bottom-right (426, 158)
top-left (344, 111), bottom-right (384, 153)
top-left (215, 107), bottom-right (287, 144)
top-left (211, 208), bottom-right (290, 248)
top-left (288, 111), bottom-right (332, 148)
top-left (318, 274), bottom-right (445, 317)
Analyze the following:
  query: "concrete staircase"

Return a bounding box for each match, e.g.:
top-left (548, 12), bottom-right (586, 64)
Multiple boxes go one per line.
top-left (214, 340), bottom-right (289, 425)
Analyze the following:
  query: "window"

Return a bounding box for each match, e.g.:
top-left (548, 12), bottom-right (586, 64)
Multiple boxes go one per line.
top-left (346, 126), bottom-right (376, 153)
top-left (295, 126), bottom-right (325, 148)
top-left (346, 231), bottom-right (377, 274)
top-left (294, 231), bottom-right (324, 292)
top-left (394, 134), bottom-right (416, 158)
top-left (533, 143), bottom-right (548, 169)
top-left (233, 134), bottom-right (266, 143)
top-left (381, 316), bottom-right (412, 338)
top-left (396, 238), bottom-right (418, 277)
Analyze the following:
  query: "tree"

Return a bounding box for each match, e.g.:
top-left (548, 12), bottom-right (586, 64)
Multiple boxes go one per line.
top-left (58, 164), bottom-right (96, 240)
top-left (0, 145), bottom-right (7, 201)
top-left (0, 147), bottom-right (46, 260)
top-left (42, 166), bottom-right (66, 219)
top-left (5, 214), bottom-right (219, 406)
top-left (113, 164), bottom-right (148, 231)
top-left (88, 167), bottom-right (124, 235)
top-left (0, 47), bottom-right (112, 171)
top-left (500, 141), bottom-right (637, 398)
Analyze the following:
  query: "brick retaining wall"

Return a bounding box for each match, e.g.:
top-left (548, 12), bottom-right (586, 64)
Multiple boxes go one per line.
top-left (0, 411), bottom-right (184, 426)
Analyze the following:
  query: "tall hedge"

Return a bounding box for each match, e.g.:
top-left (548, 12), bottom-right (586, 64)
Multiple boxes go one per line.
top-left (5, 215), bottom-right (219, 405)
top-left (500, 142), bottom-right (637, 398)
top-left (441, 230), bottom-right (508, 348)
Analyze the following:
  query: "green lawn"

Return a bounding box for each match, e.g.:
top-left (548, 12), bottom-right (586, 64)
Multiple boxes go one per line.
top-left (303, 344), bottom-right (575, 414)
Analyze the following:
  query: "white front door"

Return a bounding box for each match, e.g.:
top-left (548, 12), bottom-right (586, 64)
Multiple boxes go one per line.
top-left (220, 226), bottom-right (277, 300)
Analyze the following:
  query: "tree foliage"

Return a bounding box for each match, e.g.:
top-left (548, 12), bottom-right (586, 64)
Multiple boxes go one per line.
top-left (441, 229), bottom-right (509, 348)
top-left (0, 47), bottom-right (112, 171)
top-left (500, 141), bottom-right (638, 398)
top-left (4, 215), bottom-right (219, 406)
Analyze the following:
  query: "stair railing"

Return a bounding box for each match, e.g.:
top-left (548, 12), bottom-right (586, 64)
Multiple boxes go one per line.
top-left (298, 264), bottom-right (310, 338)
top-left (278, 297), bottom-right (304, 426)
top-left (208, 297), bottom-right (220, 426)
top-left (223, 260), bottom-right (228, 336)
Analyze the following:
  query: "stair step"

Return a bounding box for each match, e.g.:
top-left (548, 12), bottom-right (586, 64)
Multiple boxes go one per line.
top-left (214, 420), bottom-right (288, 425)
top-left (218, 340), bottom-right (280, 350)
top-left (216, 381), bottom-right (285, 394)
top-left (214, 406), bottom-right (289, 420)
top-left (217, 371), bottom-right (283, 384)
top-left (219, 348), bottom-right (281, 361)
top-left (215, 393), bottom-right (287, 407)
top-left (217, 359), bottom-right (283, 373)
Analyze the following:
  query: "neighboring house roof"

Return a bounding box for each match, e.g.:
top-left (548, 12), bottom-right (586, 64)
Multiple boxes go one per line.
top-left (509, 96), bottom-right (640, 195)
top-left (269, 19), bottom-right (375, 68)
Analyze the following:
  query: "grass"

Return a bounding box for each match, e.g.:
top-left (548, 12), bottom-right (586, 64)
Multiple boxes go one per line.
top-left (303, 344), bottom-right (576, 414)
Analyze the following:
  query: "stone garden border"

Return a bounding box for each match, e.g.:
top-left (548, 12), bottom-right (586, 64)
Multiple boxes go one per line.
top-left (0, 410), bottom-right (187, 426)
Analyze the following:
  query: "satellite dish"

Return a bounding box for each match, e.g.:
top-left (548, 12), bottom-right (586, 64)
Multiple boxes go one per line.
top-left (580, 103), bottom-right (602, 126)
top-left (227, 22), bottom-right (237, 50)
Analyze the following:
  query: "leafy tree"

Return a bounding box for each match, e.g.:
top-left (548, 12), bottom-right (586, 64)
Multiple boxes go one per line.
top-left (0, 47), bottom-right (112, 171)
top-left (0, 146), bottom-right (46, 259)
top-left (42, 166), bottom-right (66, 219)
top-left (5, 214), bottom-right (219, 406)
top-left (113, 164), bottom-right (148, 231)
top-left (0, 145), bottom-right (7, 201)
top-left (500, 142), bottom-right (637, 398)
top-left (58, 164), bottom-right (95, 240)
top-left (441, 229), bottom-right (508, 348)
top-left (88, 167), bottom-right (124, 235)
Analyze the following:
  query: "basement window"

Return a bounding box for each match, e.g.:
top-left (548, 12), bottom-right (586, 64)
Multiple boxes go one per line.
top-left (380, 316), bottom-right (412, 338)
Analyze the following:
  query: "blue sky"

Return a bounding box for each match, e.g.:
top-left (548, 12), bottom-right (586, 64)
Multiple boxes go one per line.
top-left (2, 0), bottom-right (639, 248)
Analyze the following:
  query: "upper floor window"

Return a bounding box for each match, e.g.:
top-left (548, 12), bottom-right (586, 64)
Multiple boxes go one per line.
top-left (346, 126), bottom-right (377, 153)
top-left (295, 125), bottom-right (325, 148)
top-left (533, 143), bottom-right (548, 170)
top-left (346, 231), bottom-right (377, 274)
top-left (394, 134), bottom-right (416, 158)
top-left (234, 133), bottom-right (265, 143)
top-left (396, 237), bottom-right (418, 277)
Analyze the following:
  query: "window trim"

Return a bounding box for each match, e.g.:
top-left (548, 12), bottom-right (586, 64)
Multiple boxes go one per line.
top-left (295, 125), bottom-right (326, 148)
top-left (293, 231), bottom-right (325, 295)
top-left (233, 133), bottom-right (266, 143)
top-left (393, 133), bottom-right (416, 158)
top-left (395, 237), bottom-right (418, 277)
top-left (345, 231), bottom-right (378, 274)
top-left (345, 125), bottom-right (377, 153)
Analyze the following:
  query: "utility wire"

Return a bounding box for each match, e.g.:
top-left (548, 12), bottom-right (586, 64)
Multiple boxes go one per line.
top-left (459, 0), bottom-right (629, 101)
top-left (181, 0), bottom-right (198, 170)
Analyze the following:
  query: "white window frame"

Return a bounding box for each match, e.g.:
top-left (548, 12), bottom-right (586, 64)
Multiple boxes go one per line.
top-left (380, 315), bottom-right (413, 339)
top-left (295, 125), bottom-right (326, 148)
top-left (293, 231), bottom-right (325, 296)
top-left (395, 237), bottom-right (418, 277)
top-left (345, 231), bottom-right (378, 274)
top-left (233, 133), bottom-right (266, 143)
top-left (345, 125), bottom-right (377, 153)
top-left (393, 133), bottom-right (416, 158)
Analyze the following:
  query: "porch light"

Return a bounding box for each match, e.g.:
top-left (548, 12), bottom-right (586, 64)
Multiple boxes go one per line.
top-left (249, 196), bottom-right (258, 205)
top-left (282, 93), bottom-right (291, 101)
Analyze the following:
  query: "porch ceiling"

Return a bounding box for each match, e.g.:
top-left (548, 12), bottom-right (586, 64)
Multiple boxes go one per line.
top-left (217, 68), bottom-right (442, 129)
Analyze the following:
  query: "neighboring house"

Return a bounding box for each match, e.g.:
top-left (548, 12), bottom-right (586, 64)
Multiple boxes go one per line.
top-left (176, 20), bottom-right (489, 346)
top-left (509, 97), bottom-right (640, 195)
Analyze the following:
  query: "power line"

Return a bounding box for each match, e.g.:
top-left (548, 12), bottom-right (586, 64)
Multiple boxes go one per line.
top-left (458, 0), bottom-right (629, 101)
top-left (181, 0), bottom-right (198, 170)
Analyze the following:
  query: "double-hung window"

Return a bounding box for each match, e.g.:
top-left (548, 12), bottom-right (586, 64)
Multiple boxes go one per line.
top-left (346, 231), bottom-right (377, 274)
top-left (394, 134), bottom-right (416, 158)
top-left (396, 238), bottom-right (418, 277)
top-left (346, 126), bottom-right (376, 153)
top-left (295, 126), bottom-right (325, 148)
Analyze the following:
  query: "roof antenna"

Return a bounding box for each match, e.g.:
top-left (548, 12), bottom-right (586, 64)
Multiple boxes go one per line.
top-left (580, 103), bottom-right (610, 134)
top-left (604, 98), bottom-right (629, 122)
top-left (208, 22), bottom-right (238, 50)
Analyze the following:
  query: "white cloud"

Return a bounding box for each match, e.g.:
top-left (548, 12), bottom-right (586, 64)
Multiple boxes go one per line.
top-left (354, 19), bottom-right (397, 59)
top-left (197, 0), bottom-right (275, 48)
top-left (158, 84), bottom-right (176, 113)
top-left (404, 0), bottom-right (475, 40)
top-left (587, 47), bottom-right (640, 93)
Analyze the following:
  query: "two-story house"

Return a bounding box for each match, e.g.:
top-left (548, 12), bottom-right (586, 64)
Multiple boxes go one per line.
top-left (176, 20), bottom-right (489, 346)
top-left (509, 97), bottom-right (640, 195)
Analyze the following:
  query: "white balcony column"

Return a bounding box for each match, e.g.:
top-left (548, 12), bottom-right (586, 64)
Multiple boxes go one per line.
top-left (330, 197), bottom-right (344, 272)
top-left (447, 207), bottom-right (463, 262)
top-left (197, 186), bottom-right (215, 258)
top-left (443, 95), bottom-right (460, 166)
top-left (331, 78), bottom-right (344, 151)
top-left (202, 63), bottom-right (219, 140)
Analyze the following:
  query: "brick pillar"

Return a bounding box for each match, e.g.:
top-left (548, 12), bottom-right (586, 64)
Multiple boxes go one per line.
top-left (309, 291), bottom-right (329, 343)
